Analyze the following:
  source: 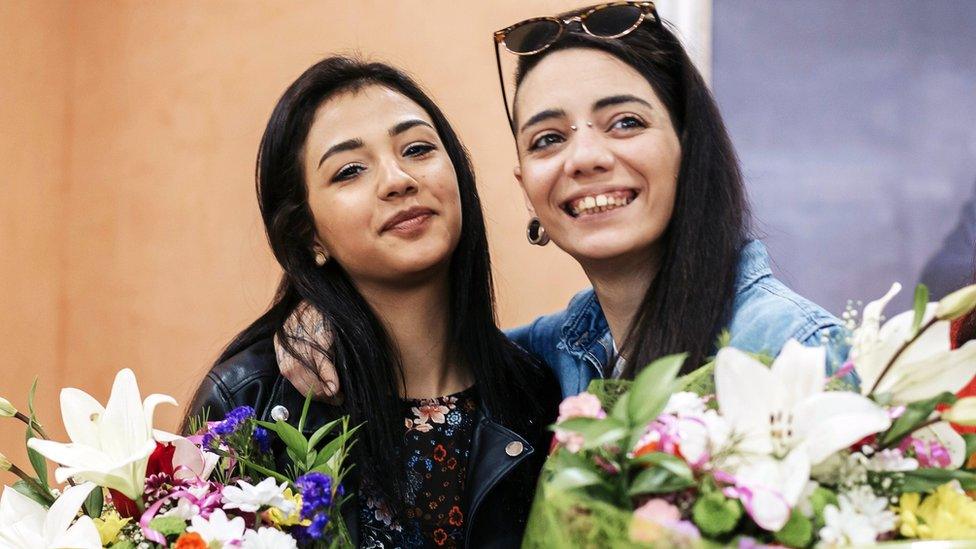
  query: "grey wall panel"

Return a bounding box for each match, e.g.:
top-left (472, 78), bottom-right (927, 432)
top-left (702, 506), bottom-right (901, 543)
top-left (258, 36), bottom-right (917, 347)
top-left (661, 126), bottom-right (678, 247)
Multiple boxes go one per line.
top-left (713, 0), bottom-right (976, 313)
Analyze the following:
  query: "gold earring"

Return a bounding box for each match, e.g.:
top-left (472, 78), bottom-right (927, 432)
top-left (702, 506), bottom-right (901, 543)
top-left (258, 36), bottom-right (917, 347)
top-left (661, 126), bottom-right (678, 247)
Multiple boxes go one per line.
top-left (314, 249), bottom-right (329, 266)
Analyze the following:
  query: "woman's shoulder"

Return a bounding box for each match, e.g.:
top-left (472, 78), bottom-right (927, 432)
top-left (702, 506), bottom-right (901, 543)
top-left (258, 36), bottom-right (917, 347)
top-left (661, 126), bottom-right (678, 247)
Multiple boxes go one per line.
top-left (184, 337), bottom-right (281, 429)
top-left (729, 241), bottom-right (849, 367)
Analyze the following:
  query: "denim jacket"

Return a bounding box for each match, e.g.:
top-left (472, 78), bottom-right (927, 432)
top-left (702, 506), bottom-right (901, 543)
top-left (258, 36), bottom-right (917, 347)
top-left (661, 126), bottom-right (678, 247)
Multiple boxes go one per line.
top-left (507, 240), bottom-right (850, 398)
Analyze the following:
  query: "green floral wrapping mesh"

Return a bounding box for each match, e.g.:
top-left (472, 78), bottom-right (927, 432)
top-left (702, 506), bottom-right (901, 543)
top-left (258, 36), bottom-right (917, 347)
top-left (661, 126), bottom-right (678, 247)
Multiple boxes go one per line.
top-left (521, 364), bottom-right (720, 549)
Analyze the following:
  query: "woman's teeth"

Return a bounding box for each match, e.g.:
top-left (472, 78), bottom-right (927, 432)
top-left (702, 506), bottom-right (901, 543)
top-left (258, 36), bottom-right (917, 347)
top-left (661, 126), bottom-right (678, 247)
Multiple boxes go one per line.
top-left (568, 192), bottom-right (635, 217)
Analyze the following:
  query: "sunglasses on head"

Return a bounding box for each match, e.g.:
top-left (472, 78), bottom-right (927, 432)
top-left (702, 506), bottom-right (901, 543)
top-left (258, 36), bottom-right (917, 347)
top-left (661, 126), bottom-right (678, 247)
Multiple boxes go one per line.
top-left (493, 1), bottom-right (661, 134)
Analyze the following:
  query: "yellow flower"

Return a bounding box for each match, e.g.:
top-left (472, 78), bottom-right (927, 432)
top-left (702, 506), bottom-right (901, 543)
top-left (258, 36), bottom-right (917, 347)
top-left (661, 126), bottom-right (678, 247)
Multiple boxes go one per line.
top-left (897, 483), bottom-right (976, 540)
top-left (93, 510), bottom-right (130, 545)
top-left (266, 488), bottom-right (310, 527)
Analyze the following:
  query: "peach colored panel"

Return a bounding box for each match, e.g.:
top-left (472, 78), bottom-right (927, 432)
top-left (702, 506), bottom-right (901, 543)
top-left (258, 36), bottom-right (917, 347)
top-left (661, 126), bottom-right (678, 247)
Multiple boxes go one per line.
top-left (1, 0), bottom-right (590, 464)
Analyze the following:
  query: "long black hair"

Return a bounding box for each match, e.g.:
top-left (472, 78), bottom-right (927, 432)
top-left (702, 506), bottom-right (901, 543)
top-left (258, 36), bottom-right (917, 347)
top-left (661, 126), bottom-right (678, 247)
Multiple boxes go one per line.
top-left (514, 17), bottom-right (750, 376)
top-left (207, 56), bottom-right (546, 510)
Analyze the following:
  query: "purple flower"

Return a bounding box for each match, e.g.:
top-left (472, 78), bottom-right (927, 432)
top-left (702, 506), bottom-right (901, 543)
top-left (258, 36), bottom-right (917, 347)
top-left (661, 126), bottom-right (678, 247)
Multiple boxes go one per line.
top-left (304, 512), bottom-right (331, 540)
top-left (253, 426), bottom-right (271, 454)
top-left (296, 472), bottom-right (334, 518)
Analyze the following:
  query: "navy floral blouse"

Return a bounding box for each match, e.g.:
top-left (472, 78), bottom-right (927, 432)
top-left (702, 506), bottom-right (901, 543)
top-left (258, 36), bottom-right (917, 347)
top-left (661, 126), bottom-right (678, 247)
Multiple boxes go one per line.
top-left (360, 386), bottom-right (478, 548)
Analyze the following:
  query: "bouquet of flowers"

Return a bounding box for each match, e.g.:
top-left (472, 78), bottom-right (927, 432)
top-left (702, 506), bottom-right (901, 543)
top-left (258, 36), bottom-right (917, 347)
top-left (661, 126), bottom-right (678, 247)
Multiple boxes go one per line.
top-left (0, 369), bottom-right (358, 548)
top-left (523, 283), bottom-right (976, 548)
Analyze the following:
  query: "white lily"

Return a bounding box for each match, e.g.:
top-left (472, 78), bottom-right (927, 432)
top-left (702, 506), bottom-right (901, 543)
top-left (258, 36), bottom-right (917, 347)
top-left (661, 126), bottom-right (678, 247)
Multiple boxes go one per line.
top-left (851, 283), bottom-right (976, 403)
top-left (27, 368), bottom-right (177, 501)
top-left (0, 482), bottom-right (102, 548)
top-left (715, 341), bottom-right (891, 531)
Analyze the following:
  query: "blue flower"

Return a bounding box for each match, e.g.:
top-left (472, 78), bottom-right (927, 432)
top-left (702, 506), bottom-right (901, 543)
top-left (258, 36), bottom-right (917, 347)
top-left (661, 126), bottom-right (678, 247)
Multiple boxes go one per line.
top-left (296, 472), bottom-right (334, 518)
top-left (253, 426), bottom-right (271, 454)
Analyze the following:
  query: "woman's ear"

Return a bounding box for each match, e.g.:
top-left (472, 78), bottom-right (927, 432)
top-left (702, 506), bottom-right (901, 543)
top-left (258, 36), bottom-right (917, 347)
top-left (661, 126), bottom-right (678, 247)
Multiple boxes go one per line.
top-left (514, 165), bottom-right (536, 216)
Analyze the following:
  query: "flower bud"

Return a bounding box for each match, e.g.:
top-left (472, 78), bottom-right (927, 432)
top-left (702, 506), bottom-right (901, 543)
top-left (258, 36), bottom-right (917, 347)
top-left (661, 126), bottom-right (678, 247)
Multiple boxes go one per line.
top-left (936, 284), bottom-right (976, 321)
top-left (0, 452), bottom-right (11, 471)
top-left (943, 397), bottom-right (976, 426)
top-left (0, 397), bottom-right (16, 417)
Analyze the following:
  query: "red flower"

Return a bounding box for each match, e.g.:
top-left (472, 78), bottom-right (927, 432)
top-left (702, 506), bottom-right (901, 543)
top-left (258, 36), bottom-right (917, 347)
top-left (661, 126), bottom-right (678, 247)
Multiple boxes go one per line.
top-left (146, 441), bottom-right (176, 477)
top-left (448, 505), bottom-right (463, 526)
top-left (175, 532), bottom-right (208, 549)
top-left (432, 528), bottom-right (449, 545)
top-left (432, 444), bottom-right (447, 462)
top-left (108, 489), bottom-right (140, 518)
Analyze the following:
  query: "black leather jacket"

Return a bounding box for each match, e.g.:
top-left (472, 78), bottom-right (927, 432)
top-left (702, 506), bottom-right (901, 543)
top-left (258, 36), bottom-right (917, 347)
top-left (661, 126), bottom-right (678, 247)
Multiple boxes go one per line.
top-left (185, 338), bottom-right (560, 548)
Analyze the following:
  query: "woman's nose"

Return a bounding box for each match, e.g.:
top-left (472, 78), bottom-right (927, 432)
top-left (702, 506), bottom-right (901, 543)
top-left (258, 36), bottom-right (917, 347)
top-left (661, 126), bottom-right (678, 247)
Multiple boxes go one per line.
top-left (563, 128), bottom-right (615, 179)
top-left (377, 159), bottom-right (418, 199)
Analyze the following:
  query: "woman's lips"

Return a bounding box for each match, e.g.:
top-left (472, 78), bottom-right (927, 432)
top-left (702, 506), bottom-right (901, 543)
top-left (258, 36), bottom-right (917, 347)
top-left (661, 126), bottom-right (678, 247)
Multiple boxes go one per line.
top-left (381, 206), bottom-right (436, 234)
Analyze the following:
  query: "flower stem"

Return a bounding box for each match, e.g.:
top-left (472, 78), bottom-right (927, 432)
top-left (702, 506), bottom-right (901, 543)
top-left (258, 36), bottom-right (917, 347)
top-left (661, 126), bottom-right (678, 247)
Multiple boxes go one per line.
top-left (7, 462), bottom-right (56, 504)
top-left (868, 317), bottom-right (938, 395)
top-left (14, 411), bottom-right (50, 440)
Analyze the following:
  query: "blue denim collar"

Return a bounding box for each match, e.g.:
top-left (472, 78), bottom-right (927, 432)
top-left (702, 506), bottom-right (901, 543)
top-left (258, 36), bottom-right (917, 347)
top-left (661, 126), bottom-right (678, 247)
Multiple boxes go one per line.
top-left (558, 240), bottom-right (772, 364)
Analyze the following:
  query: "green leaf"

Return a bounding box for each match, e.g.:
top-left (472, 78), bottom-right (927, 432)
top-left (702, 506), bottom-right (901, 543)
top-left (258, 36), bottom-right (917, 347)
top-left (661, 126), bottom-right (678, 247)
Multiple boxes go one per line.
top-left (631, 452), bottom-right (693, 480)
top-left (307, 419), bottom-right (341, 450)
top-left (27, 376), bottom-right (38, 416)
top-left (231, 454), bottom-right (291, 484)
top-left (912, 284), bottom-right (930, 336)
top-left (25, 425), bottom-right (49, 491)
top-left (84, 485), bottom-right (103, 518)
top-left (900, 468), bottom-right (976, 493)
top-left (611, 392), bottom-right (631, 425)
top-left (547, 466), bottom-right (603, 493)
top-left (108, 541), bottom-right (137, 549)
top-left (297, 390), bottom-right (314, 433)
top-left (627, 465), bottom-right (694, 496)
top-left (255, 419), bottom-right (308, 457)
top-left (963, 434), bottom-right (976, 466)
top-left (11, 479), bottom-right (53, 506)
top-left (677, 360), bottom-right (715, 398)
top-left (556, 417), bottom-right (629, 450)
top-left (627, 353), bottom-right (687, 427)
top-left (148, 515), bottom-right (187, 537)
top-left (313, 425), bottom-right (363, 469)
top-left (880, 391), bottom-right (956, 447)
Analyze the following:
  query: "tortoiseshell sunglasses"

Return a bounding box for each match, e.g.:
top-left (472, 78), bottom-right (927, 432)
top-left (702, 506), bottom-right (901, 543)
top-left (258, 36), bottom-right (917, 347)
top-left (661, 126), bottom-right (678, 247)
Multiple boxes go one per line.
top-left (493, 1), bottom-right (660, 133)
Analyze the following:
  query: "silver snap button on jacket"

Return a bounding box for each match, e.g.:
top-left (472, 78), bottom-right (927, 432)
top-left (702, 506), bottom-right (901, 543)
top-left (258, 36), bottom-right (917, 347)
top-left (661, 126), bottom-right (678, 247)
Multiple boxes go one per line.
top-left (270, 405), bottom-right (289, 422)
top-left (505, 441), bottom-right (524, 457)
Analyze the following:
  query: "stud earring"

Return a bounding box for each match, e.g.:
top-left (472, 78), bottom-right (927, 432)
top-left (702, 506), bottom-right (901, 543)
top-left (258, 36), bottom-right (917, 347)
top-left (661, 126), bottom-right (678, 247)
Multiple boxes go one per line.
top-left (314, 248), bottom-right (329, 266)
top-left (527, 217), bottom-right (550, 246)
top-left (586, 121), bottom-right (593, 128)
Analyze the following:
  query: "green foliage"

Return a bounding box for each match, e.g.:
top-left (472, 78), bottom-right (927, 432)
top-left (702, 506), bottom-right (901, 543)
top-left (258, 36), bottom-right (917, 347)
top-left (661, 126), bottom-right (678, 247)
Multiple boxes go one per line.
top-left (586, 378), bottom-right (631, 413)
top-left (912, 284), bottom-right (929, 336)
top-left (148, 515), bottom-right (187, 537)
top-left (627, 353), bottom-right (687, 428)
top-left (879, 392), bottom-right (956, 447)
top-left (627, 464), bottom-right (694, 496)
top-left (25, 377), bottom-right (49, 492)
top-left (557, 417), bottom-right (629, 450)
top-left (692, 491), bottom-right (742, 537)
top-left (84, 486), bottom-right (103, 519)
top-left (899, 467), bottom-right (976, 493)
top-left (677, 360), bottom-right (716, 397)
top-left (11, 479), bottom-right (53, 507)
top-left (963, 434), bottom-right (976, 467)
top-left (774, 509), bottom-right (813, 548)
top-left (808, 486), bottom-right (838, 529)
top-left (108, 541), bottom-right (136, 549)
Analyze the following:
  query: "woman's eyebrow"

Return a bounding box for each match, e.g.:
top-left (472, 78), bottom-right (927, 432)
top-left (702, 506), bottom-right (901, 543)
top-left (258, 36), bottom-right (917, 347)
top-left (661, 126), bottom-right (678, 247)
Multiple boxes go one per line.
top-left (593, 94), bottom-right (653, 112)
top-left (389, 118), bottom-right (434, 136)
top-left (318, 138), bottom-right (364, 169)
top-left (519, 108), bottom-right (567, 135)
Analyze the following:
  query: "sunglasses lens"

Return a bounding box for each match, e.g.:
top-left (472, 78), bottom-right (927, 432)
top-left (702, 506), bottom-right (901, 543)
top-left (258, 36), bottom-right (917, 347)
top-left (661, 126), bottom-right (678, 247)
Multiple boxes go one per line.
top-left (584, 4), bottom-right (643, 37)
top-left (504, 19), bottom-right (561, 54)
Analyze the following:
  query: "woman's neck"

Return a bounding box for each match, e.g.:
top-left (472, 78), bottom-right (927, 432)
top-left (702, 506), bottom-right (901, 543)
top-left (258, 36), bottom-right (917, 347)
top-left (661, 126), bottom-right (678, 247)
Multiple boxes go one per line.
top-left (356, 268), bottom-right (471, 399)
top-left (578, 246), bottom-right (662, 359)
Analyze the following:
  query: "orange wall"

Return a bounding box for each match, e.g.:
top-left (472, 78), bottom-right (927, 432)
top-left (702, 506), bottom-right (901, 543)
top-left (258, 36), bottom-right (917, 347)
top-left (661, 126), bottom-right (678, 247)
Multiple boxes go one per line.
top-left (0, 0), bottom-right (594, 484)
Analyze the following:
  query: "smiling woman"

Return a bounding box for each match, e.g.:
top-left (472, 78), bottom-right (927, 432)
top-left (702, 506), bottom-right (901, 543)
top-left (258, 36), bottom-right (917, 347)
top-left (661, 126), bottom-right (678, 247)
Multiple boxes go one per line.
top-left (182, 56), bottom-right (559, 548)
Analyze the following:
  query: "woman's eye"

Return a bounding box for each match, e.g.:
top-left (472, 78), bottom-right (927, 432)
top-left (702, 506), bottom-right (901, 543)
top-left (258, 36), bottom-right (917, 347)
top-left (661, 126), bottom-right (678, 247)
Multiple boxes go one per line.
top-left (332, 164), bottom-right (365, 182)
top-left (528, 133), bottom-right (565, 151)
top-left (610, 115), bottom-right (647, 131)
top-left (404, 143), bottom-right (436, 157)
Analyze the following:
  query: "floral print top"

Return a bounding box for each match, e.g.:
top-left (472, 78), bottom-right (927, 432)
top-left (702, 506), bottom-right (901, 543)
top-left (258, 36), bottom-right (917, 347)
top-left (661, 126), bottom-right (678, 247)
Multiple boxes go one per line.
top-left (360, 386), bottom-right (478, 548)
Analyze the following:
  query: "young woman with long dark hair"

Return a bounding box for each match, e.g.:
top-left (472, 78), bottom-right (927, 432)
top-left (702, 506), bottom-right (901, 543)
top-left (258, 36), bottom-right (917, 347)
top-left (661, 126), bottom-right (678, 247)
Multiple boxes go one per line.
top-left (184, 56), bottom-right (558, 547)
top-left (279, 2), bottom-right (849, 401)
